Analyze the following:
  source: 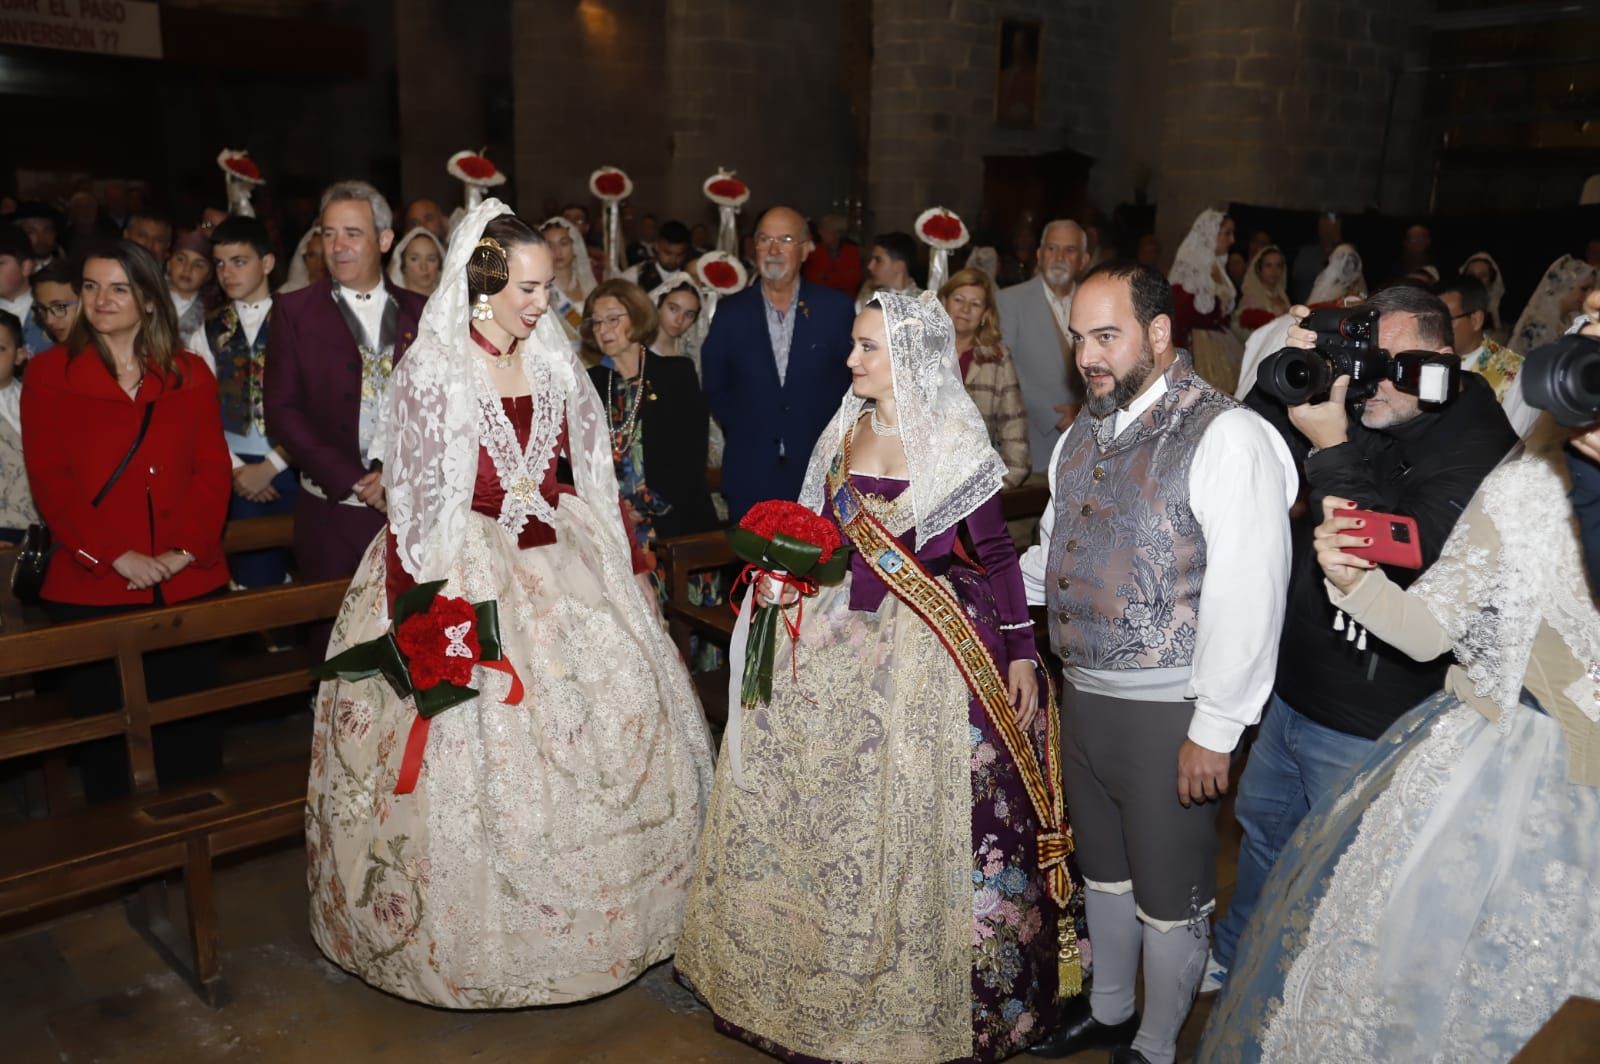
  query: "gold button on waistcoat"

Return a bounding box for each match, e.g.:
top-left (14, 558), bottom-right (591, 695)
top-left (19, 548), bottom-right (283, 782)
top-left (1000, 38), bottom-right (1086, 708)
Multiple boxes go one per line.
top-left (1066, 539), bottom-right (1078, 552)
top-left (1092, 466), bottom-right (1106, 481)
top-left (1080, 503), bottom-right (1092, 516)
top-left (1057, 576), bottom-right (1070, 590)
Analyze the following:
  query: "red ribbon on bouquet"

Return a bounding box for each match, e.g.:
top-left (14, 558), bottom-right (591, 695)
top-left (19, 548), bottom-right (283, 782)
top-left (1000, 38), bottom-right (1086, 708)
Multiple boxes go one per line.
top-left (731, 566), bottom-right (819, 684)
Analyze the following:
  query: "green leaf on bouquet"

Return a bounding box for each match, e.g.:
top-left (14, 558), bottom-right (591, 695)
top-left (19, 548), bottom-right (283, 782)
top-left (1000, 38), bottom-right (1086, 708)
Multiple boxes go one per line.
top-left (810, 545), bottom-right (853, 585)
top-left (312, 631), bottom-right (414, 699)
top-left (474, 600), bottom-right (503, 661)
top-left (765, 532), bottom-right (824, 575)
top-left (741, 602), bottom-right (783, 708)
top-left (413, 681), bottom-right (479, 718)
top-left (392, 579), bottom-right (449, 625)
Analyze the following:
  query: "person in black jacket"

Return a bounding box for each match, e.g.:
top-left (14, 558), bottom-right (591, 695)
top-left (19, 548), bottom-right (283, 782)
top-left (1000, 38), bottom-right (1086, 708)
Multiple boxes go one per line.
top-left (583, 278), bottom-right (718, 585)
top-left (1207, 284), bottom-right (1516, 989)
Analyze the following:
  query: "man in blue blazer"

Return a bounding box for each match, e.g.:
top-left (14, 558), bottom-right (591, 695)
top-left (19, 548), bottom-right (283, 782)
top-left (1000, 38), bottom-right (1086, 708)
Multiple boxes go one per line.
top-left (701, 206), bottom-right (855, 521)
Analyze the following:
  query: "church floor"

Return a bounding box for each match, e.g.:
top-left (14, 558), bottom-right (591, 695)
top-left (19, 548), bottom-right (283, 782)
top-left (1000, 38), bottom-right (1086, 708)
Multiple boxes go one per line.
top-left (0, 795), bottom-right (1234, 1064)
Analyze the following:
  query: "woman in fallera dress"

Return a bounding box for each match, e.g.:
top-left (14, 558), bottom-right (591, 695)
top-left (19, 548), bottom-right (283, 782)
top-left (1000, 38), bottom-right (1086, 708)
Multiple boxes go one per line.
top-left (677, 292), bottom-right (1085, 1063)
top-left (304, 200), bottom-right (714, 1009)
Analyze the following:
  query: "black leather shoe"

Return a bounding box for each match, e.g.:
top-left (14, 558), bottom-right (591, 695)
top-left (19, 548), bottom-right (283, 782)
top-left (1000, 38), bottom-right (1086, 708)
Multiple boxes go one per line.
top-left (1026, 995), bottom-right (1141, 1058)
top-left (1110, 1049), bottom-right (1152, 1064)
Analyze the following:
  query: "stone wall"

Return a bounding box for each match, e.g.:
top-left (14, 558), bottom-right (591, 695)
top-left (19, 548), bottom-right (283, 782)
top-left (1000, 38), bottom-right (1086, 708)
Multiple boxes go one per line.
top-left (395, 0), bottom-right (513, 216)
top-left (662, 0), bottom-right (857, 228)
top-left (510, 0), bottom-right (669, 219)
top-left (868, 0), bottom-right (1118, 234)
top-left (1152, 0), bottom-right (1430, 263)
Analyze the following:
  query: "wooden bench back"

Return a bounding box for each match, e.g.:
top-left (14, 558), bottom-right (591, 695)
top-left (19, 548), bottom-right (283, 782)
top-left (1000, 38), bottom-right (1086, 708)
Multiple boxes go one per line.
top-left (0, 515), bottom-right (344, 796)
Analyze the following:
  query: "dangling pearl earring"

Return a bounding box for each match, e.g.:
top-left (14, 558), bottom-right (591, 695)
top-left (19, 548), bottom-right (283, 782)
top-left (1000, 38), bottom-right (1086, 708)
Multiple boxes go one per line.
top-left (471, 293), bottom-right (493, 322)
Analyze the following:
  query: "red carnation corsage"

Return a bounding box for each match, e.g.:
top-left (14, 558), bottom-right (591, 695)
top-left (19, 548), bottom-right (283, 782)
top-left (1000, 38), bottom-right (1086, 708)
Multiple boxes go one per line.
top-left (729, 500), bottom-right (851, 707)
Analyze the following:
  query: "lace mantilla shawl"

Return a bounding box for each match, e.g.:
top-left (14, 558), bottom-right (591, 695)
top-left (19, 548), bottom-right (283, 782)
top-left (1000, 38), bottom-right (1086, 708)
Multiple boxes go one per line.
top-left (1410, 424), bottom-right (1600, 723)
top-left (383, 199), bottom-right (629, 581)
top-left (1169, 207), bottom-right (1235, 317)
top-left (540, 215), bottom-right (598, 297)
top-left (1307, 243), bottom-right (1366, 305)
top-left (798, 291), bottom-right (1006, 550)
top-left (1512, 254), bottom-right (1595, 354)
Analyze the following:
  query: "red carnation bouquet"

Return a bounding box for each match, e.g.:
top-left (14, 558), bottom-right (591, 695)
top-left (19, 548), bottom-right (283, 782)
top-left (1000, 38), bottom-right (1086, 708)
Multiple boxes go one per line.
top-left (313, 580), bottom-right (523, 794)
top-left (730, 500), bottom-right (851, 707)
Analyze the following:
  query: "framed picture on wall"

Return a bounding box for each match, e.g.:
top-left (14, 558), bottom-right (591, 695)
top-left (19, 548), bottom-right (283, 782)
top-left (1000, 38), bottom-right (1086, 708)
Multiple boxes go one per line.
top-left (996, 20), bottom-right (1041, 128)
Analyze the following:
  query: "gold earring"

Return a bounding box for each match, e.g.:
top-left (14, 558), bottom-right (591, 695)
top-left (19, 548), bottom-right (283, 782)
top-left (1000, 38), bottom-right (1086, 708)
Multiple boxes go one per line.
top-left (471, 293), bottom-right (493, 321)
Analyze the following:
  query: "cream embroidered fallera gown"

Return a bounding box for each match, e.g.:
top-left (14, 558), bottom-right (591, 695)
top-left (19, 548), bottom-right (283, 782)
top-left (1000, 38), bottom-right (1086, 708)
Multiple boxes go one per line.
top-left (304, 199), bottom-right (714, 1009)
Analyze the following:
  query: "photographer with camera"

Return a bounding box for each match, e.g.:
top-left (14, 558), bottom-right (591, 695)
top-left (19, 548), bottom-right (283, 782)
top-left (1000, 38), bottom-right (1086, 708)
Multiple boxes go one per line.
top-left (1200, 334), bottom-right (1600, 1060)
top-left (1528, 320), bottom-right (1600, 595)
top-left (1205, 285), bottom-right (1517, 991)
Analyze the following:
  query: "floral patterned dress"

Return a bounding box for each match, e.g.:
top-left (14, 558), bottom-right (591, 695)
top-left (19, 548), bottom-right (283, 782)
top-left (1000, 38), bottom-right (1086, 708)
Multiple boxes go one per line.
top-left (677, 476), bottom-right (1086, 1063)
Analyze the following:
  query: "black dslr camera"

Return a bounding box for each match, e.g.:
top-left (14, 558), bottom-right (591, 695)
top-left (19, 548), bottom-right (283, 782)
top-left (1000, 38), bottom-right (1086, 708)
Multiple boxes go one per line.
top-left (1522, 333), bottom-right (1600, 427)
top-left (1256, 307), bottom-right (1461, 408)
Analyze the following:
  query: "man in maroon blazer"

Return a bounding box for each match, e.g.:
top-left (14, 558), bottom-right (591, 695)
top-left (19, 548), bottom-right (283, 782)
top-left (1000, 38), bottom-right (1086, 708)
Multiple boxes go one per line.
top-left (265, 180), bottom-right (425, 585)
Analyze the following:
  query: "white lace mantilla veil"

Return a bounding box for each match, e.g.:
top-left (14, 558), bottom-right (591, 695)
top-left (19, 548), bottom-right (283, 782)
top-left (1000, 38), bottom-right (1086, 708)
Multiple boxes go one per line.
top-left (540, 215), bottom-right (598, 296)
top-left (1512, 253), bottom-right (1596, 354)
top-left (1308, 242), bottom-right (1366, 305)
top-left (1408, 419), bottom-right (1600, 724)
top-left (798, 290), bottom-right (1007, 550)
top-left (648, 268), bottom-right (713, 363)
top-left (386, 226), bottom-right (446, 290)
top-left (1460, 251), bottom-right (1507, 330)
top-left (1168, 207), bottom-right (1235, 316)
top-left (280, 225), bottom-right (319, 293)
top-left (1239, 244), bottom-right (1290, 316)
top-left (382, 198), bottom-right (629, 582)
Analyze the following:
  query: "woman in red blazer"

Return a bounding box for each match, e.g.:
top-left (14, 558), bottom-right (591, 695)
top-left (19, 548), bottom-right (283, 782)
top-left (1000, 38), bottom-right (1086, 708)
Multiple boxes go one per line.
top-left (23, 242), bottom-right (231, 608)
top-left (21, 240), bottom-right (232, 800)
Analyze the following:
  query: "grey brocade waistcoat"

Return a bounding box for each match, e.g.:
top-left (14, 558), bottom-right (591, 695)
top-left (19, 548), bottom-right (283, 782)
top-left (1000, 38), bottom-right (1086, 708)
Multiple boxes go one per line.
top-left (1046, 354), bottom-right (1239, 671)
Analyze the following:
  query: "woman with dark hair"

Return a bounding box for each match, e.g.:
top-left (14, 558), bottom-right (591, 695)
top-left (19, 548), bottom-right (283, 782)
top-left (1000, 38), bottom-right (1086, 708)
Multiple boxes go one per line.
top-left (21, 239), bottom-right (232, 799)
top-left (305, 203), bottom-right (713, 1009)
top-left (166, 227), bottom-right (215, 338)
top-left (583, 278), bottom-right (718, 583)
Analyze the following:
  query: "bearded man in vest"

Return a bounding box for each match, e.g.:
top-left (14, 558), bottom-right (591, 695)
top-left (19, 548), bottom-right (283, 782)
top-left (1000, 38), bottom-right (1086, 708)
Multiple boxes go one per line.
top-left (1022, 262), bottom-right (1296, 1064)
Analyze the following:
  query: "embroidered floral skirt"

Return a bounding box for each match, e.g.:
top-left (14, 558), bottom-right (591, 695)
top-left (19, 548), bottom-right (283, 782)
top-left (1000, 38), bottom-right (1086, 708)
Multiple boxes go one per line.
top-left (305, 499), bottom-right (714, 1008)
top-left (1200, 692), bottom-right (1600, 1062)
top-left (676, 574), bottom-right (1080, 1062)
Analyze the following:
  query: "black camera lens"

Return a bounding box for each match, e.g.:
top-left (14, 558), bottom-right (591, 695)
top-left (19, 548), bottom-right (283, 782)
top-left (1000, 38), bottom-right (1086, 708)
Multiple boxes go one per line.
top-left (1522, 334), bottom-right (1600, 428)
top-left (1257, 347), bottom-right (1334, 406)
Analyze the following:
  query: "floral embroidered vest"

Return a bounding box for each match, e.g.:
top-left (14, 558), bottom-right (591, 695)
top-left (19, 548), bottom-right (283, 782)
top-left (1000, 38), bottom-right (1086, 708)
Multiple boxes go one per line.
top-left (1463, 338), bottom-right (1524, 405)
top-left (1046, 354), bottom-right (1239, 671)
top-left (204, 304), bottom-right (271, 439)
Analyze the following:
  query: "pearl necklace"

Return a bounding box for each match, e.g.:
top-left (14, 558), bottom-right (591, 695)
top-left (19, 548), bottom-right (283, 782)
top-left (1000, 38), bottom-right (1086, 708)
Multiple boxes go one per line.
top-left (869, 405), bottom-right (900, 437)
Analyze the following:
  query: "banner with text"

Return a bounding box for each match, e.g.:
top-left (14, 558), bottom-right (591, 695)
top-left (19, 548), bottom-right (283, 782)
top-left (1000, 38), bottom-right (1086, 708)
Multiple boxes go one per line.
top-left (0, 0), bottom-right (162, 61)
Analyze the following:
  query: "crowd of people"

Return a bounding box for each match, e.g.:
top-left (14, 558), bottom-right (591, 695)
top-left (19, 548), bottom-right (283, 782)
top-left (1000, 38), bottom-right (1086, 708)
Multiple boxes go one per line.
top-left (2, 173), bottom-right (1599, 1064)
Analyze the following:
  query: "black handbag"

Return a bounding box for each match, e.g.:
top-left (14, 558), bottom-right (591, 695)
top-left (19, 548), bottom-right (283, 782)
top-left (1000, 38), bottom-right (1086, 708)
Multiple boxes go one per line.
top-left (10, 404), bottom-right (155, 605)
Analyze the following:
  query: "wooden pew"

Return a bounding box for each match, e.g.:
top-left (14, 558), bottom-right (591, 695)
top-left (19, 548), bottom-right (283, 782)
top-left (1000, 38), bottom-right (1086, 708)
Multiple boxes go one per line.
top-left (0, 516), bottom-right (343, 1005)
